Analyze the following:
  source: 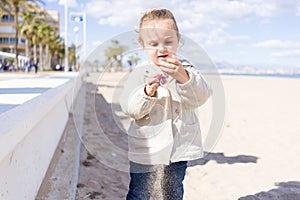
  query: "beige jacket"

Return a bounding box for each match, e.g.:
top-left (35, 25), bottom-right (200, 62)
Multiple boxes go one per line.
top-left (120, 62), bottom-right (211, 165)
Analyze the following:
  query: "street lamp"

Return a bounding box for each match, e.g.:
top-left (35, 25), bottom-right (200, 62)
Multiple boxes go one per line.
top-left (64, 1), bottom-right (68, 72)
top-left (73, 26), bottom-right (79, 71)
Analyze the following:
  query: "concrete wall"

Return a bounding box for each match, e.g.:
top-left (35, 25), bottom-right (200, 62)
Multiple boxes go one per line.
top-left (0, 74), bottom-right (82, 200)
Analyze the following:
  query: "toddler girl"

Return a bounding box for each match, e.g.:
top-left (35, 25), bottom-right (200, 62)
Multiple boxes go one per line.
top-left (120, 8), bottom-right (211, 200)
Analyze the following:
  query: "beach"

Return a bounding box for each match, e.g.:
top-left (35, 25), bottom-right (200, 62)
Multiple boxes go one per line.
top-left (76, 71), bottom-right (300, 200)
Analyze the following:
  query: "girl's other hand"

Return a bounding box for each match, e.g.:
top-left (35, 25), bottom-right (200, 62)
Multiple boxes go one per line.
top-left (145, 76), bottom-right (160, 97)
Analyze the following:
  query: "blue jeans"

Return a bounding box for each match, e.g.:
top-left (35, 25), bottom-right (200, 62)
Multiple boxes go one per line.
top-left (126, 161), bottom-right (188, 200)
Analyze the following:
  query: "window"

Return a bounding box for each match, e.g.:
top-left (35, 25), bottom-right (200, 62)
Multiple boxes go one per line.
top-left (0, 37), bottom-right (15, 44)
top-left (20, 38), bottom-right (26, 44)
top-left (1, 15), bottom-right (14, 22)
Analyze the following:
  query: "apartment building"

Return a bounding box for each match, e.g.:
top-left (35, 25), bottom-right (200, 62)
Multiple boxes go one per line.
top-left (0, 12), bottom-right (26, 55)
top-left (0, 6), bottom-right (59, 66)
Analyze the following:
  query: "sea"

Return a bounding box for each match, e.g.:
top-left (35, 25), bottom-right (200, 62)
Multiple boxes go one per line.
top-left (220, 72), bottom-right (300, 79)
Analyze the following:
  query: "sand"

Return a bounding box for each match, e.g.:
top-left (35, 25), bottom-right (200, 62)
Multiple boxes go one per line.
top-left (75, 71), bottom-right (300, 200)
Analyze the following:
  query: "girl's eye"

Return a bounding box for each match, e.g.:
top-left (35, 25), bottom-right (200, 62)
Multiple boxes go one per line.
top-left (165, 41), bottom-right (173, 45)
top-left (150, 43), bottom-right (158, 47)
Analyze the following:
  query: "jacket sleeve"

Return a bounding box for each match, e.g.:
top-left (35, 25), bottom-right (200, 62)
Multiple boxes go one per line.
top-left (176, 66), bottom-right (212, 109)
top-left (119, 69), bottom-right (157, 120)
top-left (120, 85), bottom-right (157, 120)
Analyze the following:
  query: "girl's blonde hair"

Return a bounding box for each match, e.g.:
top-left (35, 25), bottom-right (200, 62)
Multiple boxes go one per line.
top-left (138, 8), bottom-right (180, 44)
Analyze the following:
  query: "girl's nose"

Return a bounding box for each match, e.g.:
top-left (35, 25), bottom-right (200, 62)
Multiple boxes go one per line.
top-left (157, 43), bottom-right (167, 51)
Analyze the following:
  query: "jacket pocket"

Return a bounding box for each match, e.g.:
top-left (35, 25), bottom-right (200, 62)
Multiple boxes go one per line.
top-left (174, 119), bottom-right (200, 142)
top-left (128, 119), bottom-right (173, 150)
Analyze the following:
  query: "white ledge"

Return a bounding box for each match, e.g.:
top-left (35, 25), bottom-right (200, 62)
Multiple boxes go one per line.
top-left (0, 73), bottom-right (82, 200)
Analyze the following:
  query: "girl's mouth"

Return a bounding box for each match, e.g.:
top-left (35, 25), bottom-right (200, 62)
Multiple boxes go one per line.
top-left (158, 54), bottom-right (168, 58)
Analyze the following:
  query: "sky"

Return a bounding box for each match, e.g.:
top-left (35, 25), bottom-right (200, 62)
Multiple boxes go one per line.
top-left (43, 0), bottom-right (300, 69)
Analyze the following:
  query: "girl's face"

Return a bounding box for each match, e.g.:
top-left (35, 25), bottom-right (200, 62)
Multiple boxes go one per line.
top-left (140, 19), bottom-right (179, 66)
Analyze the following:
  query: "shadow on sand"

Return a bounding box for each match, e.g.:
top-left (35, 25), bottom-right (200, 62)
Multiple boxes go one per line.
top-left (239, 181), bottom-right (300, 200)
top-left (188, 152), bottom-right (259, 167)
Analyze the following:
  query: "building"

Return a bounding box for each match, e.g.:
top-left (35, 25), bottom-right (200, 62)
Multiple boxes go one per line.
top-left (43, 10), bottom-right (60, 33)
top-left (0, 12), bottom-right (26, 55)
top-left (0, 6), bottom-right (60, 68)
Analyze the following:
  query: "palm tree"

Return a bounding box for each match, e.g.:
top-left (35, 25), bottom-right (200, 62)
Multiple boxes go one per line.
top-left (0, 0), bottom-right (11, 14)
top-left (42, 25), bottom-right (55, 70)
top-left (68, 44), bottom-right (76, 70)
top-left (20, 12), bottom-right (36, 59)
top-left (49, 35), bottom-right (65, 69)
top-left (0, 1), bottom-right (10, 16)
top-left (29, 20), bottom-right (39, 64)
top-left (0, 0), bottom-right (44, 70)
top-left (104, 40), bottom-right (127, 70)
top-left (128, 53), bottom-right (141, 66)
top-left (36, 21), bottom-right (54, 71)
top-left (21, 9), bottom-right (60, 71)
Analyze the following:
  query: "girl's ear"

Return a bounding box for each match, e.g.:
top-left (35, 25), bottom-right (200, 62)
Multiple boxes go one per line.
top-left (138, 39), bottom-right (145, 48)
top-left (178, 34), bottom-right (184, 49)
top-left (178, 33), bottom-right (181, 42)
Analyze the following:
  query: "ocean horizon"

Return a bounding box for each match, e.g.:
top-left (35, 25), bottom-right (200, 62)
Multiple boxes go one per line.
top-left (220, 72), bottom-right (300, 79)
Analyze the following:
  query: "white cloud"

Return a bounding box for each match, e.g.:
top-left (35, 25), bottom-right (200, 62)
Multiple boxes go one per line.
top-left (297, 0), bottom-right (300, 16)
top-left (246, 0), bottom-right (297, 17)
top-left (85, 0), bottom-right (248, 29)
top-left (189, 0), bottom-right (250, 22)
top-left (84, 0), bottom-right (298, 28)
top-left (58, 0), bottom-right (78, 7)
top-left (254, 40), bottom-right (300, 49)
top-left (204, 28), bottom-right (248, 46)
top-left (271, 50), bottom-right (300, 57)
top-left (83, 0), bottom-right (298, 47)
top-left (84, 1), bottom-right (112, 17)
top-left (84, 0), bottom-right (149, 27)
top-left (254, 39), bottom-right (300, 58)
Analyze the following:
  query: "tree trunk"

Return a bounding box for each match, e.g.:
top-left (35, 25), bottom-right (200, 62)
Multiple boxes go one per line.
top-left (25, 39), bottom-right (29, 58)
top-left (48, 53), bottom-right (52, 70)
top-left (13, 5), bottom-right (19, 71)
top-left (39, 43), bottom-right (43, 71)
top-left (45, 44), bottom-right (50, 70)
top-left (33, 44), bottom-right (37, 63)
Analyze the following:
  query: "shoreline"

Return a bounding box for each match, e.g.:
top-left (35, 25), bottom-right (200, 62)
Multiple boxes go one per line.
top-left (220, 72), bottom-right (300, 79)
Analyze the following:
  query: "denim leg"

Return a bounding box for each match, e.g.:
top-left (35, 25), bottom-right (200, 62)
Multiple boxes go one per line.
top-left (126, 162), bottom-right (158, 200)
top-left (162, 161), bottom-right (188, 200)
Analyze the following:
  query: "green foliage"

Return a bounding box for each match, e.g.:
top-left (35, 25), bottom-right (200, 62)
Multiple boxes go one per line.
top-left (104, 39), bottom-right (127, 69)
top-left (68, 44), bottom-right (76, 67)
top-left (5, 57), bottom-right (14, 64)
top-left (0, 0), bottom-right (51, 70)
top-left (128, 53), bottom-right (141, 67)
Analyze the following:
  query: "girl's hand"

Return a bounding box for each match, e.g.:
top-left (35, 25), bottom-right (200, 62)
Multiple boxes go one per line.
top-left (144, 76), bottom-right (160, 97)
top-left (157, 55), bottom-right (189, 84)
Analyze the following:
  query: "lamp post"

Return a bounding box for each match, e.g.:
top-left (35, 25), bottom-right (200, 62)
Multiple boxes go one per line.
top-left (83, 12), bottom-right (86, 61)
top-left (69, 12), bottom-right (86, 67)
top-left (64, 1), bottom-right (69, 72)
top-left (73, 26), bottom-right (79, 71)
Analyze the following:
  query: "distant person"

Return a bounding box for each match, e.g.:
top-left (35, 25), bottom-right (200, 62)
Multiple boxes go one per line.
top-left (28, 58), bottom-right (34, 72)
top-left (25, 60), bottom-right (31, 72)
top-left (0, 61), bottom-right (3, 71)
top-left (120, 8), bottom-right (211, 200)
top-left (33, 59), bottom-right (38, 73)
